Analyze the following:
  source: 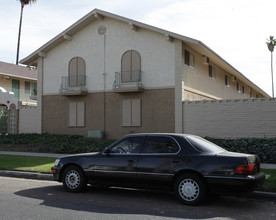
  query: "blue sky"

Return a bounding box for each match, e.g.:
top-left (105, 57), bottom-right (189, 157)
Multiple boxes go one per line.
top-left (1, 0), bottom-right (276, 95)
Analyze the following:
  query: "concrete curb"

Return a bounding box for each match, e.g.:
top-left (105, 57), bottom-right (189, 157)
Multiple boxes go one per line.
top-left (0, 170), bottom-right (53, 181)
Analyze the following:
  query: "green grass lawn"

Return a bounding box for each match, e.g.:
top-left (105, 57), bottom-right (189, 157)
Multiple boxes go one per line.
top-left (261, 169), bottom-right (276, 192)
top-left (0, 155), bottom-right (55, 173)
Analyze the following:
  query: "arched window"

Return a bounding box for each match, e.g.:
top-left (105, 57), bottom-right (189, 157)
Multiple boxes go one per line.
top-left (68, 57), bottom-right (86, 87)
top-left (121, 50), bottom-right (141, 83)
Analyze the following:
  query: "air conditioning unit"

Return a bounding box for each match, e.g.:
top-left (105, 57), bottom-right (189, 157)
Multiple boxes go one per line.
top-left (202, 56), bottom-right (209, 65)
top-left (231, 75), bottom-right (237, 82)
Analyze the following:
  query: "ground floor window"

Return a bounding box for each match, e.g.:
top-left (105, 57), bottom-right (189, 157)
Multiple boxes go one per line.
top-left (68, 101), bottom-right (85, 127)
top-left (121, 99), bottom-right (141, 126)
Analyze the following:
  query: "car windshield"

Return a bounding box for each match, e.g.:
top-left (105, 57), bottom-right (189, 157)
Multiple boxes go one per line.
top-left (185, 136), bottom-right (226, 153)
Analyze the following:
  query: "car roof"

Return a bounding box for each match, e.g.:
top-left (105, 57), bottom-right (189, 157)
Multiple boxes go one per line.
top-left (124, 133), bottom-right (195, 138)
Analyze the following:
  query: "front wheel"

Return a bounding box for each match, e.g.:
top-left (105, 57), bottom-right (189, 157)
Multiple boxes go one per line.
top-left (62, 166), bottom-right (86, 192)
top-left (174, 173), bottom-right (207, 205)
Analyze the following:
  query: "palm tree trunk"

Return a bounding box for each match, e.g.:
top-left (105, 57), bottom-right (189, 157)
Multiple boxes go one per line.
top-left (16, 4), bottom-right (24, 65)
top-left (271, 52), bottom-right (275, 98)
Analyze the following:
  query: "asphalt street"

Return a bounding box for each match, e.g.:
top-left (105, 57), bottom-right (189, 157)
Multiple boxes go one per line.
top-left (0, 176), bottom-right (276, 220)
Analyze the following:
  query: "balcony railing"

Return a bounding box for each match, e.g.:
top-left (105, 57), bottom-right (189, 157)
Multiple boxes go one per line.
top-left (113, 71), bottom-right (144, 93)
top-left (60, 75), bottom-right (87, 96)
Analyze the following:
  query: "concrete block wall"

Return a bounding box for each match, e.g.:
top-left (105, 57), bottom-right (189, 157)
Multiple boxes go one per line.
top-left (183, 98), bottom-right (276, 138)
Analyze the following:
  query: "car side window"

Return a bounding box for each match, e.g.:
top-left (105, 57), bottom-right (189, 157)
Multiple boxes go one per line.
top-left (142, 136), bottom-right (179, 154)
top-left (109, 137), bottom-right (144, 154)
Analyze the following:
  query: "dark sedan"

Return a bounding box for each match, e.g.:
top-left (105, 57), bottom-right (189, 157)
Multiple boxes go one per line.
top-left (51, 133), bottom-right (265, 205)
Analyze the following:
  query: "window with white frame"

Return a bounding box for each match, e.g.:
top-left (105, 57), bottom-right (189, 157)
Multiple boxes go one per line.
top-left (24, 82), bottom-right (30, 94)
top-left (242, 85), bottom-right (245, 94)
top-left (68, 101), bottom-right (85, 127)
top-left (237, 82), bottom-right (240, 92)
top-left (208, 65), bottom-right (215, 79)
top-left (121, 99), bottom-right (141, 126)
top-left (225, 75), bottom-right (230, 87)
top-left (184, 50), bottom-right (195, 68)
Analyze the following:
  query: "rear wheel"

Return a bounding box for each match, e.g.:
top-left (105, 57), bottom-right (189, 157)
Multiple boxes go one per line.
top-left (174, 173), bottom-right (207, 205)
top-left (62, 166), bottom-right (86, 192)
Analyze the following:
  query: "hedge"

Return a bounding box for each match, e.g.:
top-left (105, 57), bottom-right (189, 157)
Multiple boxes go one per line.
top-left (205, 137), bottom-right (276, 164)
top-left (0, 133), bottom-right (114, 154)
top-left (0, 134), bottom-right (276, 163)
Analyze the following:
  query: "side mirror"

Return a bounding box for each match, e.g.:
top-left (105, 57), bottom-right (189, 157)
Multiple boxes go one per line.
top-left (103, 148), bottom-right (111, 155)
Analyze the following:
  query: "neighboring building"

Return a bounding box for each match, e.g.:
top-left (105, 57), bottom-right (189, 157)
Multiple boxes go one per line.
top-left (0, 61), bottom-right (37, 106)
top-left (0, 61), bottom-right (37, 134)
top-left (20, 9), bottom-right (269, 139)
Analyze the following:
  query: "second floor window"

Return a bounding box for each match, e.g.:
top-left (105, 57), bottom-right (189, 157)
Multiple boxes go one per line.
top-left (68, 57), bottom-right (86, 87)
top-left (184, 50), bottom-right (195, 68)
top-left (225, 75), bottom-right (230, 87)
top-left (121, 50), bottom-right (141, 83)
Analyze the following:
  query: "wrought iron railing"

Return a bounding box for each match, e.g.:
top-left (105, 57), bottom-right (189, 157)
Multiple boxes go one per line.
top-left (113, 70), bottom-right (143, 88)
top-left (60, 75), bottom-right (86, 90)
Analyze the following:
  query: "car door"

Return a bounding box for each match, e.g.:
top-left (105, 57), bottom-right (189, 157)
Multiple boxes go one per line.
top-left (136, 135), bottom-right (180, 185)
top-left (93, 136), bottom-right (144, 183)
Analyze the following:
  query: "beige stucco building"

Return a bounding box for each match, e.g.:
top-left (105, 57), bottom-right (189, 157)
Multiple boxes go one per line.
top-left (0, 61), bottom-right (37, 106)
top-left (20, 9), bottom-right (269, 139)
top-left (0, 61), bottom-right (37, 134)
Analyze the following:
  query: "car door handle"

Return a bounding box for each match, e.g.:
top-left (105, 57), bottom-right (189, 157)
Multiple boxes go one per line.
top-left (128, 160), bottom-right (134, 163)
top-left (173, 160), bottom-right (180, 164)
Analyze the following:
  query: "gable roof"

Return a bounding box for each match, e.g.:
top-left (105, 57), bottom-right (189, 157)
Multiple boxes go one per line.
top-left (0, 61), bottom-right (37, 80)
top-left (20, 8), bottom-right (269, 97)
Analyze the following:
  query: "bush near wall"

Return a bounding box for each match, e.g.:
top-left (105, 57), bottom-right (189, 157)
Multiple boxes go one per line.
top-left (205, 137), bottom-right (276, 164)
top-left (1, 134), bottom-right (276, 164)
top-left (0, 133), bottom-right (114, 154)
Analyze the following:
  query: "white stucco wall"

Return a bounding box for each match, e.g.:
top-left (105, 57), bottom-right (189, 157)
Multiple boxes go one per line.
top-left (0, 87), bottom-right (19, 109)
top-left (19, 107), bottom-right (40, 133)
top-left (42, 18), bottom-right (176, 95)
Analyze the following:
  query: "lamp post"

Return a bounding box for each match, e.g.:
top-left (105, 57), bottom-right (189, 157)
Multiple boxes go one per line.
top-left (267, 36), bottom-right (276, 98)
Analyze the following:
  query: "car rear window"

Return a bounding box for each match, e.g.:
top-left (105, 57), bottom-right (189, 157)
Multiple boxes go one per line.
top-left (142, 136), bottom-right (180, 154)
top-left (185, 136), bottom-right (225, 153)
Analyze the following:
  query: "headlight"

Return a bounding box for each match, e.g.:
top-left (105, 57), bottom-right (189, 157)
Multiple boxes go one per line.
top-left (54, 159), bottom-right (60, 166)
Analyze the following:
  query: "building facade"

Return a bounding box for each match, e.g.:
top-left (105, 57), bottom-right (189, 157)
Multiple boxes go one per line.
top-left (0, 61), bottom-right (37, 134)
top-left (21, 9), bottom-right (269, 139)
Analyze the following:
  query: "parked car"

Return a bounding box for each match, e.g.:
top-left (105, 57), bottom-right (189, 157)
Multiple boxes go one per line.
top-left (51, 133), bottom-right (265, 205)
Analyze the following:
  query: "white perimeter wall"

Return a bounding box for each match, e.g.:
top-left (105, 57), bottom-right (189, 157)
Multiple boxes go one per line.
top-left (183, 98), bottom-right (276, 138)
top-left (19, 107), bottom-right (40, 133)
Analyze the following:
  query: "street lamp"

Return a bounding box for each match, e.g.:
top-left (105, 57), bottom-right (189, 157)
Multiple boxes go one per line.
top-left (267, 36), bottom-right (276, 98)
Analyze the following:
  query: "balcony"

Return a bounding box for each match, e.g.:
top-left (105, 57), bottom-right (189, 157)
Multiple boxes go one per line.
top-left (113, 71), bottom-right (144, 93)
top-left (59, 75), bottom-right (87, 96)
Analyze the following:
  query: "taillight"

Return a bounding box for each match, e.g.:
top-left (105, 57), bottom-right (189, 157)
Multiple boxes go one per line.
top-left (235, 164), bottom-right (255, 175)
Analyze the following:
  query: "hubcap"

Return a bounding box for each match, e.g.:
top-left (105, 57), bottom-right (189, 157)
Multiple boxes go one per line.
top-left (65, 170), bottom-right (80, 189)
top-left (179, 178), bottom-right (199, 201)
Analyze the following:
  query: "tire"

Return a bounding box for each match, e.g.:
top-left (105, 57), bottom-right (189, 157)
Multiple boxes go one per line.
top-left (62, 166), bottom-right (86, 192)
top-left (174, 173), bottom-right (207, 205)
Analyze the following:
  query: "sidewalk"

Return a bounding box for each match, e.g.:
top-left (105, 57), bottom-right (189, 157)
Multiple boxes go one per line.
top-left (0, 151), bottom-right (68, 158)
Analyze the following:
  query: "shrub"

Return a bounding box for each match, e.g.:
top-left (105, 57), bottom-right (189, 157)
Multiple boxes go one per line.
top-left (0, 133), bottom-right (115, 154)
top-left (1, 134), bottom-right (276, 163)
top-left (205, 137), bottom-right (276, 164)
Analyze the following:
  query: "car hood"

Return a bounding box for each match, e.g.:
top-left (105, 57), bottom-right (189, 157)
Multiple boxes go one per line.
top-left (59, 152), bottom-right (100, 159)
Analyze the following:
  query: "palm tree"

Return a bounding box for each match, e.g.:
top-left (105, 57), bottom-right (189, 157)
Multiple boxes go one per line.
top-left (16, 0), bottom-right (37, 65)
top-left (266, 36), bottom-right (276, 98)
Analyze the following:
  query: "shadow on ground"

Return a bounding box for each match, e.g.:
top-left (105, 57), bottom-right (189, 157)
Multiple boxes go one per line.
top-left (14, 184), bottom-right (274, 219)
